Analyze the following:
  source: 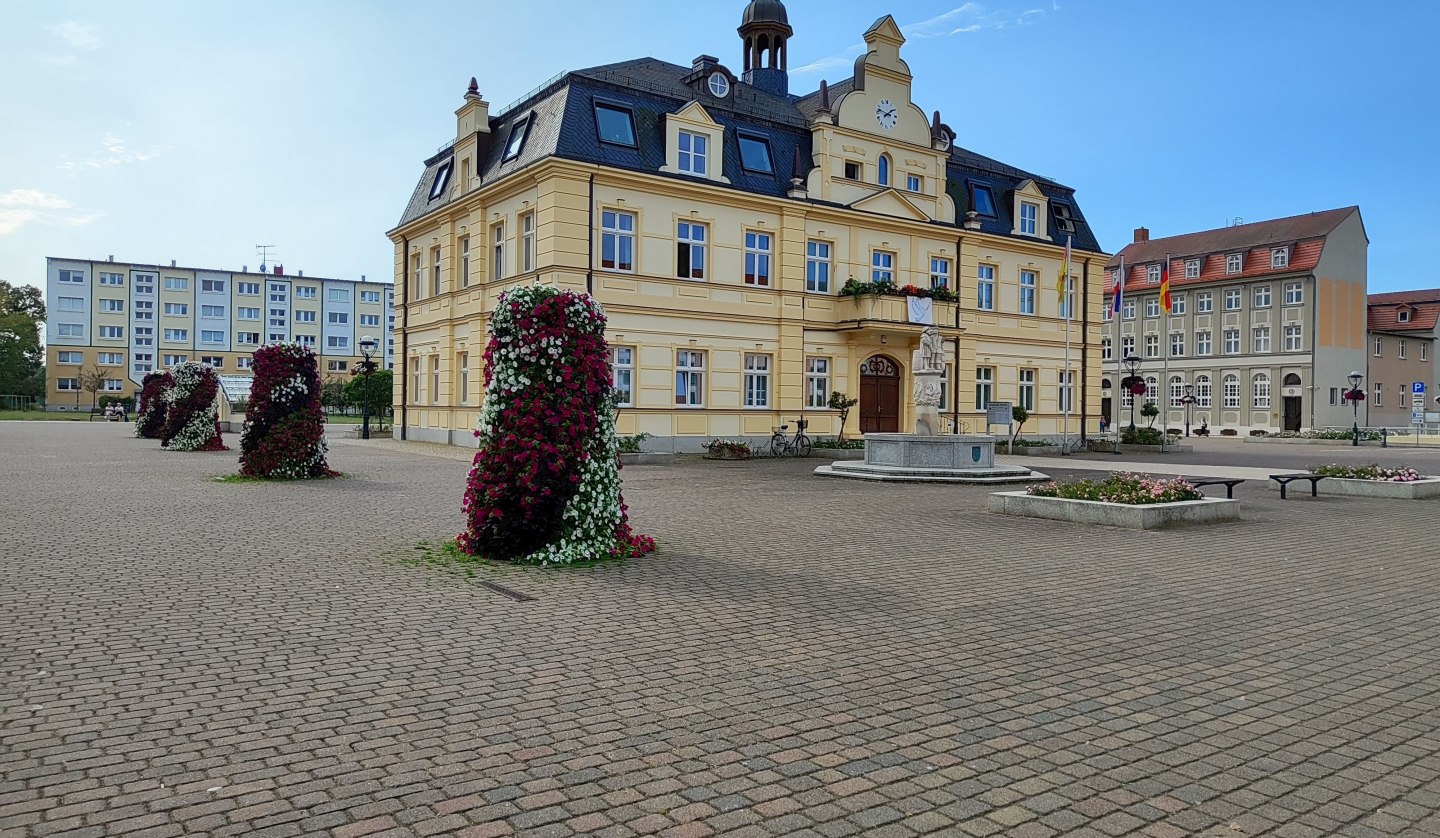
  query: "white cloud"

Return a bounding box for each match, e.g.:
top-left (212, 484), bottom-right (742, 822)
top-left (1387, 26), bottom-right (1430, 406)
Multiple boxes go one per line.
top-left (47, 21), bottom-right (101, 52)
top-left (0, 190), bottom-right (101, 235)
top-left (57, 133), bottom-right (165, 173)
top-left (792, 4), bottom-right (1052, 76)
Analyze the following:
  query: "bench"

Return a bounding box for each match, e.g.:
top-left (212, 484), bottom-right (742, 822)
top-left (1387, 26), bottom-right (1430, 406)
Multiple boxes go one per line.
top-left (1269, 472), bottom-right (1328, 499)
top-left (1181, 477), bottom-right (1246, 499)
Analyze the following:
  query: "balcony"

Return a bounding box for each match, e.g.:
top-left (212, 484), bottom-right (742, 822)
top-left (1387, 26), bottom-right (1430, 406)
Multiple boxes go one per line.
top-left (831, 292), bottom-right (959, 329)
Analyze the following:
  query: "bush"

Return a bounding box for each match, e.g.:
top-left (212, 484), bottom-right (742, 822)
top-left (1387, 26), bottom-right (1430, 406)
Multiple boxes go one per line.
top-left (133, 371), bottom-right (172, 439)
top-left (703, 438), bottom-right (752, 459)
top-left (98, 395), bottom-right (135, 410)
top-left (239, 343), bottom-right (335, 479)
top-left (1121, 427), bottom-right (1166, 445)
top-left (160, 363), bottom-right (226, 451)
top-left (812, 436), bottom-right (864, 450)
top-left (997, 438), bottom-right (1054, 448)
top-left (617, 432), bottom-right (651, 454)
top-left (1309, 463), bottom-right (1426, 482)
top-left (1027, 472), bottom-right (1205, 505)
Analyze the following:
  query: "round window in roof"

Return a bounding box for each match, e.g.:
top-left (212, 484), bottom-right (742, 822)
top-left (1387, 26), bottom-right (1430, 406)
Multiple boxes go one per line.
top-left (708, 72), bottom-right (730, 98)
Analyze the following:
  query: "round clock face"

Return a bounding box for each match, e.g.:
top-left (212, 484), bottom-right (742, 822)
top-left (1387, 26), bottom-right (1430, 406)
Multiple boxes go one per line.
top-left (875, 99), bottom-right (898, 130)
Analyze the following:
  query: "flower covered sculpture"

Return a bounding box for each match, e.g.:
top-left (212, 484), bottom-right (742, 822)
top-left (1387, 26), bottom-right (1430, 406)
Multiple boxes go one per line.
top-left (160, 361), bottom-right (227, 451)
top-left (458, 285), bottom-right (654, 564)
top-left (239, 343), bottom-right (335, 478)
top-left (133, 370), bottom-right (173, 439)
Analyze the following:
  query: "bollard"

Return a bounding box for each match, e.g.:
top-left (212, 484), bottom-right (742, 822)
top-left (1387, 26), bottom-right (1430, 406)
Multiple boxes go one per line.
top-left (1381, 427), bottom-right (1388, 448)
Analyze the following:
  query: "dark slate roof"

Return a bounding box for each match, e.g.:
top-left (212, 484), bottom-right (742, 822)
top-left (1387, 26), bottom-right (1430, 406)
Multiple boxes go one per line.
top-left (394, 59), bottom-right (1105, 254)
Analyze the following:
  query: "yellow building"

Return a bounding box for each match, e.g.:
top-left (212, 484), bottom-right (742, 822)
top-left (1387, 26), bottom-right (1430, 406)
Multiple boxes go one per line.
top-left (388, 2), bottom-right (1108, 449)
top-left (44, 257), bottom-right (392, 409)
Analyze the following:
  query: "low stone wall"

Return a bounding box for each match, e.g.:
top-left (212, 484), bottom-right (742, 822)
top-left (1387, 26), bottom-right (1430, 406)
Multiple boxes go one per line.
top-left (987, 492), bottom-right (1240, 529)
top-left (1266, 477), bottom-right (1440, 499)
top-left (620, 452), bottom-right (678, 466)
top-left (811, 448), bottom-right (865, 460)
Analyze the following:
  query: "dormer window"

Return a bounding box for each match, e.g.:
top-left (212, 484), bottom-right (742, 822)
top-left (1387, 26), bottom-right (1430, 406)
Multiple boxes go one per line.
top-left (1019, 201), bottom-right (1038, 235)
top-left (595, 102), bottom-right (636, 147)
top-left (677, 130), bottom-right (708, 175)
top-left (737, 133), bottom-right (772, 173)
top-left (428, 163), bottom-right (452, 200)
top-left (1398, 309), bottom-right (1411, 323)
top-left (1271, 247), bottom-right (1289, 269)
top-left (844, 160), bottom-right (862, 180)
top-left (1226, 253), bottom-right (1243, 274)
top-left (970, 184), bottom-right (996, 216)
top-left (878, 154), bottom-right (890, 186)
top-left (1185, 259), bottom-right (1200, 278)
top-left (1146, 264), bottom-right (1161, 284)
top-left (707, 72), bottom-right (730, 98)
top-left (1051, 203), bottom-right (1076, 234)
top-left (502, 116), bottom-right (530, 161)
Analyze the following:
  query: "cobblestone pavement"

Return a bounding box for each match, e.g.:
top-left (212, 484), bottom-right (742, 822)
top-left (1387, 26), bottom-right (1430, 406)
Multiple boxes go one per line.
top-left (3, 422), bottom-right (1440, 837)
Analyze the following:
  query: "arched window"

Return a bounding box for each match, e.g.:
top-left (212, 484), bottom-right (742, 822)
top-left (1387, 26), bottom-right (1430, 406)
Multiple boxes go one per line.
top-left (878, 154), bottom-right (890, 186)
top-left (1223, 374), bottom-right (1240, 408)
top-left (1170, 375), bottom-right (1185, 407)
top-left (1283, 372), bottom-right (1301, 387)
top-left (1145, 375), bottom-right (1158, 402)
top-left (1101, 377), bottom-right (1113, 390)
top-left (1253, 373), bottom-right (1271, 408)
top-left (1196, 374), bottom-right (1212, 407)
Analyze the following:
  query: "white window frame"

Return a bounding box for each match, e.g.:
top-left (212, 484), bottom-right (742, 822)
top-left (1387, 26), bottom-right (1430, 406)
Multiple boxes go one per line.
top-left (611, 347), bottom-right (634, 407)
top-left (1284, 282), bottom-right (1303, 305)
top-left (906, 174), bottom-right (922, 193)
top-left (1253, 374), bottom-right (1271, 409)
top-left (57, 296), bottom-right (84, 312)
top-left (1170, 294), bottom-right (1186, 316)
top-left (676, 350), bottom-right (705, 407)
top-left (1170, 332), bottom-right (1185, 357)
top-left (1284, 325), bottom-right (1302, 352)
top-left (1059, 370), bottom-right (1075, 413)
top-left (1101, 338), bottom-right (1113, 361)
top-left (806, 357), bottom-right (830, 409)
top-left (1122, 336), bottom-right (1136, 357)
top-left (1169, 376), bottom-right (1185, 408)
top-left (601, 210), bottom-right (635, 273)
top-left (521, 212), bottom-right (535, 273)
top-left (677, 221), bottom-right (707, 280)
top-left (974, 366), bottom-right (994, 410)
top-left (57, 351), bottom-right (83, 364)
top-left (1019, 270), bottom-right (1036, 315)
top-left (99, 325), bottom-right (125, 339)
top-left (1224, 329), bottom-right (1240, 354)
top-left (491, 223), bottom-right (505, 280)
top-left (743, 353), bottom-right (771, 408)
top-left (1145, 297), bottom-right (1160, 318)
top-left (1146, 264), bottom-right (1161, 284)
top-left (1195, 331), bottom-right (1212, 356)
top-left (806, 240), bottom-right (831, 293)
top-left (100, 299), bottom-right (124, 313)
top-left (1123, 299), bottom-right (1136, 320)
top-left (1253, 286), bottom-right (1272, 308)
top-left (1018, 368), bottom-right (1036, 412)
top-left (1185, 259), bottom-right (1200, 279)
top-left (871, 250), bottom-right (894, 284)
top-left (1224, 289), bottom-right (1242, 311)
top-left (930, 257), bottom-right (950, 291)
top-left (1223, 375), bottom-right (1240, 408)
top-left (97, 352), bottom-right (124, 365)
top-left (744, 231), bottom-right (772, 287)
top-left (1271, 248), bottom-right (1289, 269)
top-left (1196, 375), bottom-right (1212, 408)
top-left (1226, 253), bottom-right (1243, 274)
top-left (458, 352), bottom-right (470, 405)
top-left (1253, 326), bottom-right (1271, 353)
top-left (1019, 202), bottom-right (1037, 235)
top-left (976, 264), bottom-right (995, 311)
top-left (1197, 291), bottom-right (1213, 313)
top-left (1144, 333), bottom-right (1159, 358)
top-left (677, 130), bottom-right (708, 176)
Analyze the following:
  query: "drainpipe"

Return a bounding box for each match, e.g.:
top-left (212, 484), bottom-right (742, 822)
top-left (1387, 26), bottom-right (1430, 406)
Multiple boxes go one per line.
top-left (586, 174), bottom-right (595, 295)
top-left (953, 233), bottom-right (963, 434)
top-left (399, 235), bottom-right (409, 440)
top-left (1080, 257), bottom-right (1090, 441)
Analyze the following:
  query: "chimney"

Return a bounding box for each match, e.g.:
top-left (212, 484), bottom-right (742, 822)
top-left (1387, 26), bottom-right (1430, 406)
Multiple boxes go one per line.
top-left (456, 77), bottom-right (491, 143)
top-left (170, 259), bottom-right (177, 267)
top-left (297, 270), bottom-right (303, 277)
top-left (242, 265), bottom-right (247, 273)
top-left (274, 264), bottom-right (283, 276)
top-left (107, 255), bottom-right (114, 262)
top-left (1134, 227), bottom-right (1150, 243)
top-left (361, 274), bottom-right (366, 281)
top-left (691, 54), bottom-right (719, 73)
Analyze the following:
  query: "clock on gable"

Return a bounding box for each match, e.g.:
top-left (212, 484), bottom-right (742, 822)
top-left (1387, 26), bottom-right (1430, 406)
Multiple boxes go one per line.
top-left (875, 99), bottom-right (898, 131)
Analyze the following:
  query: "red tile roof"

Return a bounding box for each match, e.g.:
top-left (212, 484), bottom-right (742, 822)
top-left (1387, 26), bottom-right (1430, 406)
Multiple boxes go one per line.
top-left (1107, 207), bottom-right (1358, 269)
top-left (1369, 288), bottom-right (1440, 305)
top-left (1368, 299), bottom-right (1440, 333)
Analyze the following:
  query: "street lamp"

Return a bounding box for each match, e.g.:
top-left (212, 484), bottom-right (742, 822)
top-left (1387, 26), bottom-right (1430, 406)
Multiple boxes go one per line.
top-left (1121, 355), bottom-right (1142, 431)
top-left (1181, 384), bottom-right (1196, 437)
top-left (358, 335), bottom-right (379, 440)
top-left (1344, 370), bottom-right (1364, 447)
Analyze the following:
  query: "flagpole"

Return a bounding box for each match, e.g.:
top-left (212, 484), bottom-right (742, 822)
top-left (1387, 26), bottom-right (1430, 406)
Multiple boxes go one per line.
top-left (1061, 235), bottom-right (1072, 455)
top-left (1113, 255), bottom-right (1123, 453)
top-left (1160, 252), bottom-right (1171, 453)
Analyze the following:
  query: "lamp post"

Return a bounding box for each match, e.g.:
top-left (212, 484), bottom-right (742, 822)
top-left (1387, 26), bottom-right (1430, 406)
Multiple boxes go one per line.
top-left (1181, 384), bottom-right (1196, 437)
top-left (1122, 355), bottom-right (1142, 431)
top-left (1344, 370), bottom-right (1364, 447)
top-left (358, 335), bottom-right (378, 440)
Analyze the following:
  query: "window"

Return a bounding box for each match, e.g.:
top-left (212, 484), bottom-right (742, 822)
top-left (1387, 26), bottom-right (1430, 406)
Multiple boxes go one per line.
top-left (1374, 383), bottom-right (1383, 407)
top-left (1398, 309), bottom-right (1411, 324)
top-left (492, 223), bottom-right (505, 280)
top-left (58, 296), bottom-right (84, 312)
top-left (237, 282), bottom-right (260, 295)
top-left (458, 237), bottom-right (470, 288)
top-left (1185, 259), bottom-right (1200, 279)
top-left (610, 347), bottom-right (634, 406)
top-left (238, 307), bottom-right (260, 320)
top-left (328, 312), bottom-right (349, 324)
top-left (236, 356), bottom-right (252, 369)
top-left (197, 279), bottom-right (224, 294)
top-left (410, 358), bottom-right (422, 404)
top-left (1253, 327), bottom-right (1271, 353)
top-left (708, 72), bottom-right (730, 97)
top-left (1224, 289), bottom-right (1241, 310)
top-left (1253, 286), bottom-right (1271, 308)
top-left (201, 356), bottom-right (223, 368)
top-left (432, 246), bottom-right (442, 296)
top-left (328, 287), bottom-right (349, 303)
top-left (1399, 339), bottom-right (1408, 359)
top-left (1197, 291), bottom-right (1213, 313)
top-left (99, 272), bottom-right (123, 286)
top-left (1101, 338), bottom-right (1112, 361)
top-left (1061, 277), bottom-right (1076, 319)
top-left (58, 351), bottom-right (83, 364)
top-left (359, 314), bottom-right (380, 327)
top-left (1122, 335), bottom-right (1136, 357)
top-left (360, 290), bottom-right (380, 303)
top-left (675, 221), bottom-right (706, 280)
top-left (58, 269), bottom-right (85, 284)
top-left (1051, 203), bottom-right (1076, 234)
top-left (521, 213), bottom-right (535, 273)
top-left (134, 300), bottom-right (154, 320)
top-left (134, 276), bottom-right (154, 294)
top-left (1196, 375), bottom-right (1212, 408)
top-left (1170, 332), bottom-right (1185, 357)
top-left (502, 116), bottom-right (529, 161)
top-left (1374, 337), bottom-right (1383, 356)
top-left (412, 254), bottom-right (422, 298)
top-left (1284, 282), bottom-right (1303, 305)
top-left (295, 286), bottom-right (316, 299)
top-left (1423, 343), bottom-right (1430, 362)
top-left (297, 335), bottom-right (316, 349)
top-left (133, 354), bottom-right (152, 373)
top-left (971, 184), bottom-right (996, 216)
top-left (1145, 297), bottom-right (1160, 318)
top-left (1226, 253), bottom-right (1243, 274)
top-left (271, 333), bottom-right (289, 343)
top-left (133, 327), bottom-right (153, 346)
top-left (294, 310), bottom-right (316, 323)
top-left (872, 251), bottom-right (895, 284)
top-left (1170, 294), bottom-right (1186, 315)
top-left (1271, 248), bottom-right (1288, 269)
top-left (1250, 373), bottom-right (1271, 409)
top-left (1223, 329), bottom-right (1240, 354)
top-left (677, 130), bottom-right (708, 175)
top-left (1018, 201), bottom-right (1038, 235)
top-left (843, 160), bottom-right (862, 180)
top-left (977, 265), bottom-right (995, 310)
top-left (743, 354), bottom-right (771, 408)
top-left (1104, 300), bottom-right (1113, 321)
top-left (906, 174), bottom-right (922, 192)
top-left (744, 231), bottom-right (771, 286)
top-left (99, 325), bottom-right (124, 339)
top-left (675, 350), bottom-right (705, 406)
top-left (1144, 376), bottom-right (1158, 403)
top-left (327, 360), bottom-right (348, 373)
top-left (930, 257), bottom-right (950, 291)
top-left (430, 356), bottom-right (440, 404)
top-left (737, 134), bottom-right (772, 173)
top-left (269, 309), bottom-right (286, 327)
top-left (200, 304), bottom-right (224, 318)
top-left (100, 379), bottom-right (124, 393)
top-left (1018, 369), bottom-right (1036, 412)
top-left (1280, 325), bottom-right (1301, 352)
top-left (57, 378), bottom-right (80, 391)
top-left (1123, 299), bottom-right (1136, 320)
top-left (1146, 265), bottom-right (1161, 284)
top-left (601, 210), bottom-right (635, 272)
top-left (200, 330), bottom-right (224, 343)
top-left (164, 276), bottom-right (189, 291)
top-left (878, 154), bottom-right (896, 187)
top-left (1196, 331), bottom-right (1212, 355)
top-left (428, 163), bottom-right (451, 200)
top-left (806, 241), bottom-right (831, 293)
top-left (1019, 270), bottom-right (1036, 315)
top-left (269, 284), bottom-right (287, 302)
top-left (237, 332), bottom-right (260, 345)
top-left (162, 328), bottom-right (186, 341)
top-left (1222, 374), bottom-right (1240, 408)
top-left (806, 358), bottom-right (830, 408)
top-left (162, 354), bottom-right (188, 366)
top-left (163, 303), bottom-right (188, 316)
top-left (1144, 333), bottom-right (1159, 358)
top-left (327, 336), bottom-right (350, 350)
top-left (1170, 376), bottom-right (1185, 408)
top-left (97, 351), bottom-right (123, 365)
top-left (974, 366), bottom-right (994, 410)
top-left (595, 103), bottom-right (636, 145)
top-left (1059, 370), bottom-right (1075, 413)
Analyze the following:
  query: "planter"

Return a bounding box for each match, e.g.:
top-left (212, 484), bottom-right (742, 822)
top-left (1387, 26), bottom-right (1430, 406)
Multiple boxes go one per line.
top-left (620, 452), bottom-right (677, 465)
top-left (1109, 443), bottom-right (1193, 454)
top-left (704, 452), bottom-right (752, 461)
top-left (1270, 476), bottom-right (1440, 499)
top-left (810, 447), bottom-right (865, 460)
top-left (1243, 437), bottom-right (1381, 445)
top-left (987, 491), bottom-right (1240, 529)
top-left (995, 445), bottom-right (1063, 457)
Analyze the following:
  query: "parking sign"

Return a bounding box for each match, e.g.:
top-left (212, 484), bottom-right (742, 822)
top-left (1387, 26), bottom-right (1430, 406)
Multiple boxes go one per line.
top-left (1414, 381), bottom-right (1427, 395)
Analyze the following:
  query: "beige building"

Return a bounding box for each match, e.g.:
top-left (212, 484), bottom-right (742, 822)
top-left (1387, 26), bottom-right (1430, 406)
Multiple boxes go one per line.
top-left (45, 256), bottom-right (392, 409)
top-left (389, 3), bottom-right (1108, 448)
top-left (1366, 290), bottom-right (1439, 428)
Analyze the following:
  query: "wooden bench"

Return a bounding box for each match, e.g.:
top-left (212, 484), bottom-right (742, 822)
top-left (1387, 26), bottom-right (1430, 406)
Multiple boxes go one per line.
top-left (1181, 476), bottom-right (1246, 499)
top-left (1269, 472), bottom-right (1328, 499)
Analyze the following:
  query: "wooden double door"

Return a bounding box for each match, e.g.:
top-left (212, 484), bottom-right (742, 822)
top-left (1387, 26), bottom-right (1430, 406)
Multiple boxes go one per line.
top-left (859, 355), bottom-right (901, 434)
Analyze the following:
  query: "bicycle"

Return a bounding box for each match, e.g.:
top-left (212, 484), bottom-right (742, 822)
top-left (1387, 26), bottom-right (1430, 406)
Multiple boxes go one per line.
top-left (769, 418), bottom-right (812, 457)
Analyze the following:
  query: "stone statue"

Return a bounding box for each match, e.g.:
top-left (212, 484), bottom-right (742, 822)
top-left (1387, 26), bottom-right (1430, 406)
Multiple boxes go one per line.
top-left (918, 325), bottom-right (944, 372)
top-left (911, 327), bottom-right (946, 436)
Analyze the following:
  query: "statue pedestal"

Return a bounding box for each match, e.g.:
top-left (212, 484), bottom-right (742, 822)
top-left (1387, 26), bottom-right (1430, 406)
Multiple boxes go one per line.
top-left (912, 369), bottom-right (943, 435)
top-left (814, 433), bottom-right (1047, 484)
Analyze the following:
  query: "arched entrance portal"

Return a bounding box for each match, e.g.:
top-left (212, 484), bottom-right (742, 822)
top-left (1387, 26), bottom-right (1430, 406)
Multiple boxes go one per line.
top-left (859, 354), bottom-right (901, 433)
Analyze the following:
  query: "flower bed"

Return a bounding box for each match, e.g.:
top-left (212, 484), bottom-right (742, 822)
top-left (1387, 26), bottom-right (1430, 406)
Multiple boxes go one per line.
top-left (160, 362), bottom-right (226, 451)
top-left (1294, 463), bottom-right (1440, 499)
top-left (458, 285), bottom-right (654, 565)
top-left (704, 439), bottom-right (752, 460)
top-left (1028, 472), bottom-right (1205, 504)
top-left (133, 371), bottom-right (172, 439)
top-left (1311, 464), bottom-right (1424, 481)
top-left (238, 343), bottom-right (337, 479)
top-left (991, 473), bottom-right (1237, 529)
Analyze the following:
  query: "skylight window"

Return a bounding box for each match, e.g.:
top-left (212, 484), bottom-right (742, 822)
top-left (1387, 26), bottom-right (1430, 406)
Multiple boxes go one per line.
top-left (502, 116), bottom-right (530, 161)
top-left (595, 102), bottom-right (636, 146)
top-left (971, 184), bottom-right (996, 216)
top-left (428, 163), bottom-right (451, 200)
top-left (737, 134), bottom-right (772, 173)
top-left (1052, 203), bottom-right (1076, 233)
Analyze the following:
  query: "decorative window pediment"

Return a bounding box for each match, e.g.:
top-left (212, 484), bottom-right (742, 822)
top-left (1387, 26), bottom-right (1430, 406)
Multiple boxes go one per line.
top-left (660, 102), bottom-right (729, 184)
top-left (848, 188), bottom-right (931, 222)
top-left (1010, 179), bottom-right (1050, 239)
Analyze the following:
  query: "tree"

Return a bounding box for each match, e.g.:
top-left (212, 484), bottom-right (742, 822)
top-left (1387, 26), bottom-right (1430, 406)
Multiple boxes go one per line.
top-left (1141, 401), bottom-right (1160, 429)
top-left (0, 280), bottom-right (46, 401)
top-left (78, 364), bottom-right (113, 410)
top-left (828, 391), bottom-right (859, 442)
top-left (343, 368), bottom-right (392, 429)
top-left (1009, 406), bottom-right (1029, 447)
top-left (320, 375), bottom-right (347, 414)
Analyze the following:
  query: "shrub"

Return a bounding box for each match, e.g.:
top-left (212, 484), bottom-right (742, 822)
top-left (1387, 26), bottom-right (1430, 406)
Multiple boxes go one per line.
top-left (98, 395), bottom-right (135, 410)
top-left (997, 438), bottom-right (1055, 448)
top-left (160, 363), bottom-right (226, 451)
top-left (704, 438), bottom-right (752, 459)
top-left (1027, 472), bottom-right (1206, 505)
top-left (133, 371), bottom-right (172, 439)
top-left (1309, 464), bottom-right (1426, 482)
top-left (617, 432), bottom-right (651, 454)
top-left (239, 343), bottom-right (335, 479)
top-left (812, 436), bottom-right (864, 450)
top-left (1121, 426), bottom-right (1166, 445)
top-left (459, 286), bottom-right (653, 565)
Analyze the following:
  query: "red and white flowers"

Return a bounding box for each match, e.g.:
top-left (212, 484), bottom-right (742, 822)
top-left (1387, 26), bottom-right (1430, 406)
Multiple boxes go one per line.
top-left (239, 343), bottom-right (336, 479)
top-left (160, 361), bottom-right (227, 452)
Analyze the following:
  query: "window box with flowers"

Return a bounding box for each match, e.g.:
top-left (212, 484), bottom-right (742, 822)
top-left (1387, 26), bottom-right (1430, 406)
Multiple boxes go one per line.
top-left (989, 472), bottom-right (1238, 529)
top-left (839, 278), bottom-right (958, 303)
top-left (703, 438), bottom-right (753, 460)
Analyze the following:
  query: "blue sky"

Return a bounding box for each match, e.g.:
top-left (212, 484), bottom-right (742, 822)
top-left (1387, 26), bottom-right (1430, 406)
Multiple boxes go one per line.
top-left (2, 0), bottom-right (1436, 295)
